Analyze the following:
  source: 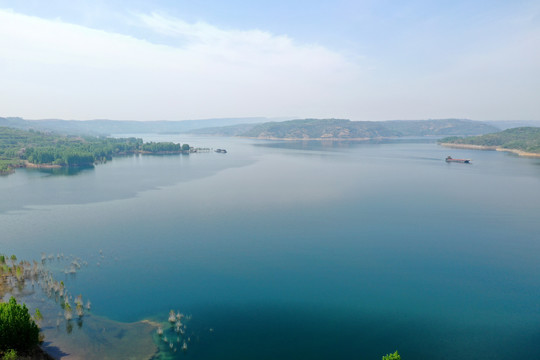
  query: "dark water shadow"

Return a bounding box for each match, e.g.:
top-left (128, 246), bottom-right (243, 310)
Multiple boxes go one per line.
top-left (186, 303), bottom-right (540, 360)
top-left (40, 342), bottom-right (70, 359)
top-left (27, 165), bottom-right (95, 177)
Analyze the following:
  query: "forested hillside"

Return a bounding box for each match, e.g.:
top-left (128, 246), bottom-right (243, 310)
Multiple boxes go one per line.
top-left (241, 119), bottom-right (399, 139)
top-left (190, 118), bottom-right (499, 139)
top-left (0, 116), bottom-right (269, 135)
top-left (439, 127), bottom-right (540, 154)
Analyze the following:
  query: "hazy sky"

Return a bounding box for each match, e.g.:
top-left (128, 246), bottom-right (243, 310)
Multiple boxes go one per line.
top-left (1, 0), bottom-right (539, 121)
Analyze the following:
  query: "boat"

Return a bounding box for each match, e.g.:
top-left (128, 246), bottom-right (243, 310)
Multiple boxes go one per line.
top-left (445, 156), bottom-right (471, 163)
top-left (215, 149), bottom-right (227, 153)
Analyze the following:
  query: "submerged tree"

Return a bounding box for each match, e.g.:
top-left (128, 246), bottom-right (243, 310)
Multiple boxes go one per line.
top-left (33, 308), bottom-right (43, 324)
top-left (76, 303), bottom-right (84, 318)
top-left (64, 301), bottom-right (73, 321)
top-left (168, 310), bottom-right (176, 323)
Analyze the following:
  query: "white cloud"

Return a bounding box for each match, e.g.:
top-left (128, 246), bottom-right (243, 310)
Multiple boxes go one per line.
top-left (0, 9), bottom-right (364, 120)
top-left (1, 7), bottom-right (539, 121)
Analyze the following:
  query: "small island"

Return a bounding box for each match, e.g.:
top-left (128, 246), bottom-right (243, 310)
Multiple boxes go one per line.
top-left (0, 127), bottom-right (191, 175)
top-left (439, 127), bottom-right (540, 157)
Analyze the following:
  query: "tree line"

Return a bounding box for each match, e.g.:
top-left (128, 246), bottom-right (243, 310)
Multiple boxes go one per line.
top-left (439, 127), bottom-right (540, 153)
top-left (0, 127), bottom-right (190, 172)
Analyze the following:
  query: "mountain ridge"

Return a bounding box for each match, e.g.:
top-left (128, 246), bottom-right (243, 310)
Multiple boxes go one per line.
top-left (190, 118), bottom-right (500, 139)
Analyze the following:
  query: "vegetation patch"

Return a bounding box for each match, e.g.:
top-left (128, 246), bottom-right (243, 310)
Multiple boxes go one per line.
top-left (382, 350), bottom-right (401, 360)
top-left (439, 127), bottom-right (540, 154)
top-left (0, 297), bottom-right (40, 356)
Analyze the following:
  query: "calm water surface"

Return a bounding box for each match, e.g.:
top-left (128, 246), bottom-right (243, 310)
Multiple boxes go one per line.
top-left (1, 135), bottom-right (540, 359)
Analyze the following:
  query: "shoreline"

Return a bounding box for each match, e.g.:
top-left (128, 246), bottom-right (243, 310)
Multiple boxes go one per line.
top-left (138, 150), bottom-right (185, 155)
top-left (23, 161), bottom-right (62, 169)
top-left (240, 136), bottom-right (375, 141)
top-left (238, 135), bottom-right (447, 141)
top-left (439, 143), bottom-right (540, 158)
top-left (13, 151), bottom-right (186, 172)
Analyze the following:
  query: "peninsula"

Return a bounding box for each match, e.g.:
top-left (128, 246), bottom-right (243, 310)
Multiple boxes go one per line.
top-left (0, 127), bottom-right (190, 175)
top-left (439, 127), bottom-right (540, 157)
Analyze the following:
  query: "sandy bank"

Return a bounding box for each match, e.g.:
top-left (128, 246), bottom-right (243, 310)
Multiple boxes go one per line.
top-left (439, 143), bottom-right (540, 158)
top-left (23, 161), bottom-right (62, 169)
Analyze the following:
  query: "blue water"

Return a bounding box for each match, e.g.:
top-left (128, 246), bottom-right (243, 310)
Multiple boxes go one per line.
top-left (1, 135), bottom-right (540, 359)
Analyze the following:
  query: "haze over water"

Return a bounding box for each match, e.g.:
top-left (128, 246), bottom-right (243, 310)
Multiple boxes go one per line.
top-left (1, 135), bottom-right (540, 359)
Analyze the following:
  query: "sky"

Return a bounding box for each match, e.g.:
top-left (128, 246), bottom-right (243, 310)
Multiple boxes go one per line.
top-left (0, 0), bottom-right (539, 121)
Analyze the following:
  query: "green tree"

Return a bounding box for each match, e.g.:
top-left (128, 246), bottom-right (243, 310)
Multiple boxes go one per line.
top-left (0, 297), bottom-right (40, 353)
top-left (382, 350), bottom-right (401, 360)
top-left (2, 349), bottom-right (18, 360)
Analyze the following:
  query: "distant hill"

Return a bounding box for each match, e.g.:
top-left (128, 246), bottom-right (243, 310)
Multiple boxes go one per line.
top-left (485, 120), bottom-right (540, 130)
top-left (190, 118), bottom-right (499, 139)
top-left (381, 119), bottom-right (499, 136)
top-left (0, 117), bottom-right (273, 136)
top-left (439, 127), bottom-right (540, 155)
top-left (241, 119), bottom-right (400, 139)
top-left (188, 123), bottom-right (259, 136)
top-left (1, 117), bottom-right (501, 139)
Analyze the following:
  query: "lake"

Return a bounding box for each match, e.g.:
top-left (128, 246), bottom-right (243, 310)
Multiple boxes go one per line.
top-left (1, 135), bottom-right (540, 359)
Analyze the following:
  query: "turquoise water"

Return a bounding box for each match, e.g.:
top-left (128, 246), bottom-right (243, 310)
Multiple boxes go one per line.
top-left (2, 135), bottom-right (540, 359)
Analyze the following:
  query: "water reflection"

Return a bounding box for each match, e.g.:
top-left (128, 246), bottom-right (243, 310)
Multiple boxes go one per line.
top-left (28, 165), bottom-right (94, 177)
top-left (252, 137), bottom-right (438, 151)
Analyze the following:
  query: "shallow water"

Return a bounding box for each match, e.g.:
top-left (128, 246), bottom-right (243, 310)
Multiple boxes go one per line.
top-left (1, 135), bottom-right (540, 359)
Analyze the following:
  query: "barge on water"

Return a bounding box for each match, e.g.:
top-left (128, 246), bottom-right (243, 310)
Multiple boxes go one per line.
top-left (445, 156), bottom-right (471, 164)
